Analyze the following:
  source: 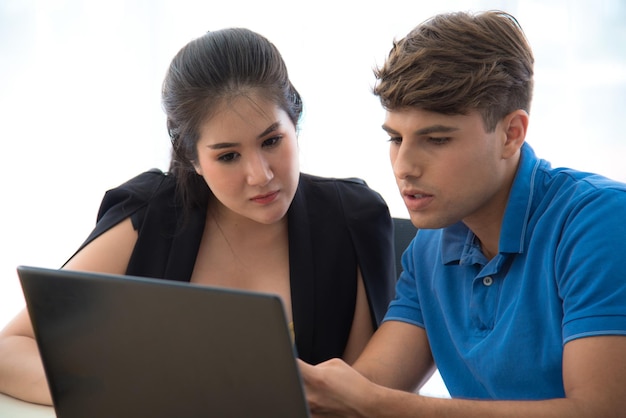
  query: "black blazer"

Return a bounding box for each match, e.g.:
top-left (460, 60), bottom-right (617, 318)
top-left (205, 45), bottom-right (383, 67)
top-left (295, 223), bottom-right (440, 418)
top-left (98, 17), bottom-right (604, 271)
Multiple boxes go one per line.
top-left (69, 170), bottom-right (396, 364)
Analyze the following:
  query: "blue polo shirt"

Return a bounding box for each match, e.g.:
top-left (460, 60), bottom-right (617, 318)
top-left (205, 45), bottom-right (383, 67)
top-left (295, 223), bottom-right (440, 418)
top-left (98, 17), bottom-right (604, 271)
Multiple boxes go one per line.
top-left (385, 143), bottom-right (626, 400)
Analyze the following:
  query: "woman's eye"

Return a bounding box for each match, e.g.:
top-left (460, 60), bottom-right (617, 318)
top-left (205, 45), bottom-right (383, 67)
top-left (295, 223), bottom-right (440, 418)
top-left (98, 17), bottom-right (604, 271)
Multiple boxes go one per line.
top-left (218, 152), bottom-right (239, 163)
top-left (263, 136), bottom-right (281, 148)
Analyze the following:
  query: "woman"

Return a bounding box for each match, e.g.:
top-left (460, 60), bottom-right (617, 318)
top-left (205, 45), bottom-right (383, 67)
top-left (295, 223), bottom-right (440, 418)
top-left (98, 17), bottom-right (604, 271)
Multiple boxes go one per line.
top-left (0, 28), bottom-right (395, 405)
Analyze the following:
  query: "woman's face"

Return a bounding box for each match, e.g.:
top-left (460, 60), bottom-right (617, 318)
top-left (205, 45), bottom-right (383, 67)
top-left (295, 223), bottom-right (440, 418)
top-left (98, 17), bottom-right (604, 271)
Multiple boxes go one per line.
top-left (193, 94), bottom-right (300, 225)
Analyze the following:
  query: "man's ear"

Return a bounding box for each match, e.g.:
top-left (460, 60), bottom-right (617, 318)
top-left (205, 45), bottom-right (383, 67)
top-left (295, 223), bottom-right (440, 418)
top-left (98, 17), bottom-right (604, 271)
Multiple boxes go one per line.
top-left (501, 109), bottom-right (528, 159)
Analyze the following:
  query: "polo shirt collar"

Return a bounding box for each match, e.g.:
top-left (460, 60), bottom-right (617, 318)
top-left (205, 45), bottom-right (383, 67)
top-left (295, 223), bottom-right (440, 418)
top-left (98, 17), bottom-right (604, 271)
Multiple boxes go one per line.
top-left (441, 143), bottom-right (540, 264)
top-left (499, 142), bottom-right (540, 254)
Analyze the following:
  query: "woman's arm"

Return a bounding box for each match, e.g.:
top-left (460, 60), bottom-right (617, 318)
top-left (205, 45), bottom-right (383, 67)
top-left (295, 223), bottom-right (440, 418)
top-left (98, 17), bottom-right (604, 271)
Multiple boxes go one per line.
top-left (0, 308), bottom-right (51, 405)
top-left (342, 268), bottom-right (374, 364)
top-left (0, 217), bottom-right (138, 404)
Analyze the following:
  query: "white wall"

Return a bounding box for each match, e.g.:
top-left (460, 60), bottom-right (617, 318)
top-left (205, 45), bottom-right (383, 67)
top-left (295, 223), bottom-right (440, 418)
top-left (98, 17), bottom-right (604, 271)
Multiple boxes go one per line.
top-left (1, 0), bottom-right (625, 398)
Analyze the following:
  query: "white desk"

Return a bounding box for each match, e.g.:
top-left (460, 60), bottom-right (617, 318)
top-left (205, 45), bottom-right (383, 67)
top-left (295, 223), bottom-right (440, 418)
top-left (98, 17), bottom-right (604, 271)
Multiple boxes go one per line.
top-left (0, 393), bottom-right (55, 417)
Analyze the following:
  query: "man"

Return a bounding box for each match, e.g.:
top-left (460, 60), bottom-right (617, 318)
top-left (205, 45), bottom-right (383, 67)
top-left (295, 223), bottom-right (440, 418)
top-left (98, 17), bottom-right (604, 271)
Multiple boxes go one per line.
top-left (299, 10), bottom-right (626, 417)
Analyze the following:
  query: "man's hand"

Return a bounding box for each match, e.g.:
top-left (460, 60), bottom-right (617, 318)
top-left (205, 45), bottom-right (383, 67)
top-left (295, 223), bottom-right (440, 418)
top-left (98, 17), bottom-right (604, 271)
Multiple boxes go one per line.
top-left (298, 358), bottom-right (376, 417)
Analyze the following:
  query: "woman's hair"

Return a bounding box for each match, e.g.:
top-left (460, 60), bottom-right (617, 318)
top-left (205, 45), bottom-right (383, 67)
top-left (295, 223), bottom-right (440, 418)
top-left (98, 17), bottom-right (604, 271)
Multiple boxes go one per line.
top-left (162, 28), bottom-right (303, 210)
top-left (373, 10), bottom-right (534, 132)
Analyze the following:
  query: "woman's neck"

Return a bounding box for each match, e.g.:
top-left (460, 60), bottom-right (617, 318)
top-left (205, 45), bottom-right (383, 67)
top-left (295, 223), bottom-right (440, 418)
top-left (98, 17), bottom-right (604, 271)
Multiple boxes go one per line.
top-left (207, 197), bottom-right (288, 249)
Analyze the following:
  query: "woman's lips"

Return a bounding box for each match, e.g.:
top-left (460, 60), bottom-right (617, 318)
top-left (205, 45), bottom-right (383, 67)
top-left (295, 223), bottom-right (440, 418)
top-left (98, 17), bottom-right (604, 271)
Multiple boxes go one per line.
top-left (251, 190), bottom-right (279, 205)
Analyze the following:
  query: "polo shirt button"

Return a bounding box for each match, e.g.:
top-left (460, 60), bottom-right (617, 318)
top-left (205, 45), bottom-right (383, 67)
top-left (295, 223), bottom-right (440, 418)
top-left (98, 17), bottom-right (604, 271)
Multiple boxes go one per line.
top-left (482, 276), bottom-right (493, 286)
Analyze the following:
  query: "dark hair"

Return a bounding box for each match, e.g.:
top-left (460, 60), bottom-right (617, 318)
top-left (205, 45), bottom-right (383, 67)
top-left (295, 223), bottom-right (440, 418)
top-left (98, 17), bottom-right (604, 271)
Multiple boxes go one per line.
top-left (162, 28), bottom-right (303, 210)
top-left (373, 10), bottom-right (534, 132)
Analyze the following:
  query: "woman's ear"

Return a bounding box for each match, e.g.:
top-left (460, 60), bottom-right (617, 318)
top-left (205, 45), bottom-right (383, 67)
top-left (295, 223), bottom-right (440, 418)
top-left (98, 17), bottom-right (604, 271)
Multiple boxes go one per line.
top-left (501, 109), bottom-right (528, 159)
top-left (192, 161), bottom-right (203, 176)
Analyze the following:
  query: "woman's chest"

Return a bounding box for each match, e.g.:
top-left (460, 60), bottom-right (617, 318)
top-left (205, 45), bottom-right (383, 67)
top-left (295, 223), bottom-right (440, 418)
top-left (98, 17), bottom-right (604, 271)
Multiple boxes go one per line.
top-left (190, 229), bottom-right (292, 319)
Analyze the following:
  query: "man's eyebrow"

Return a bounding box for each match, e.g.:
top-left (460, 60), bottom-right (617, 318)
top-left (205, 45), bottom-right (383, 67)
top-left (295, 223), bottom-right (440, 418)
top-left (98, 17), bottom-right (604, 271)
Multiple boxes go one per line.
top-left (415, 124), bottom-right (459, 135)
top-left (206, 122), bottom-right (282, 150)
top-left (381, 124), bottom-right (400, 135)
top-left (381, 124), bottom-right (459, 136)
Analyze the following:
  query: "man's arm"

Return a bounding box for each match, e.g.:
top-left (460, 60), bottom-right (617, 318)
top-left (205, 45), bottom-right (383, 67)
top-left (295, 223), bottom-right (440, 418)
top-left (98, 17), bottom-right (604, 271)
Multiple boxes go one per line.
top-left (352, 320), bottom-right (435, 392)
top-left (300, 328), bottom-right (626, 417)
top-left (299, 320), bottom-right (435, 415)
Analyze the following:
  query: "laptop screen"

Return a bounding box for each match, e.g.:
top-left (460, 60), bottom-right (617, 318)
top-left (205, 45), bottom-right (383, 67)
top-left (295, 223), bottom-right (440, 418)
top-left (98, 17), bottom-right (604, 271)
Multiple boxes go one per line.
top-left (18, 265), bottom-right (311, 418)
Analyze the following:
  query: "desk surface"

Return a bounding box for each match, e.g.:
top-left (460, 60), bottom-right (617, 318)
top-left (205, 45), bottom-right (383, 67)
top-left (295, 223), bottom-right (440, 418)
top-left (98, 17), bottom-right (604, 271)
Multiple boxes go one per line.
top-left (0, 393), bottom-right (55, 417)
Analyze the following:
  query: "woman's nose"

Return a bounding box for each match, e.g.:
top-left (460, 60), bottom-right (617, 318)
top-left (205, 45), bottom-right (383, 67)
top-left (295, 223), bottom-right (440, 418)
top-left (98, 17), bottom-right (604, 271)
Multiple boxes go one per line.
top-left (246, 152), bottom-right (273, 186)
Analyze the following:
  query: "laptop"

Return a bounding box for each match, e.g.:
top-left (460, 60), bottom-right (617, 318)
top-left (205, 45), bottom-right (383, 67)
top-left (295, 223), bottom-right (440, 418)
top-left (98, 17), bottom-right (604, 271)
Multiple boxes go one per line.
top-left (17, 265), bottom-right (311, 418)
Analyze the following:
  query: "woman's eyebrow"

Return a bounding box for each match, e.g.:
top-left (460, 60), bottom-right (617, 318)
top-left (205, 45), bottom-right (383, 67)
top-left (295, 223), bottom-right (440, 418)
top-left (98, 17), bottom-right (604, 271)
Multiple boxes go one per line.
top-left (206, 122), bottom-right (283, 149)
top-left (257, 121), bottom-right (281, 139)
top-left (207, 142), bottom-right (238, 150)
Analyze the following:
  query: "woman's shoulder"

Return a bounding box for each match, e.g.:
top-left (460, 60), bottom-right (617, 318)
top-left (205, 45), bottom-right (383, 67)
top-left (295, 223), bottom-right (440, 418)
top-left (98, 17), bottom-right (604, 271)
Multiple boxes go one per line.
top-left (67, 169), bottom-right (179, 263)
top-left (96, 168), bottom-right (177, 220)
top-left (109, 168), bottom-right (175, 196)
top-left (299, 172), bottom-right (367, 186)
top-left (298, 173), bottom-right (387, 207)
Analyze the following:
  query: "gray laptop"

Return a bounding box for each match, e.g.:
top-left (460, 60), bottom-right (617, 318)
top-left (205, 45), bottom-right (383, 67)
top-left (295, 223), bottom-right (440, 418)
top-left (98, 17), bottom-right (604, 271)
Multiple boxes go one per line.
top-left (17, 265), bottom-right (311, 418)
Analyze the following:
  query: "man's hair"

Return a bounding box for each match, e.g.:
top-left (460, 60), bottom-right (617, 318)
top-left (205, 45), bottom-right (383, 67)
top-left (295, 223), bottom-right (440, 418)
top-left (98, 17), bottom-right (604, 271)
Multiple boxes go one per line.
top-left (373, 10), bottom-right (534, 132)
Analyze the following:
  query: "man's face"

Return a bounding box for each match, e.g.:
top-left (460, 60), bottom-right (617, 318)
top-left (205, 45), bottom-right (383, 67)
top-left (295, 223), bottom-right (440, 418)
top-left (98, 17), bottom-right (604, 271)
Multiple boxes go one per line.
top-left (384, 108), bottom-right (515, 232)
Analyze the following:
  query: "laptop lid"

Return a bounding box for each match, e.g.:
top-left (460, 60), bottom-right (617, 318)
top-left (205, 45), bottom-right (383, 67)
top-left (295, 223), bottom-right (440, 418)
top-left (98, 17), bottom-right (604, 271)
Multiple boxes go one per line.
top-left (18, 265), bottom-right (310, 418)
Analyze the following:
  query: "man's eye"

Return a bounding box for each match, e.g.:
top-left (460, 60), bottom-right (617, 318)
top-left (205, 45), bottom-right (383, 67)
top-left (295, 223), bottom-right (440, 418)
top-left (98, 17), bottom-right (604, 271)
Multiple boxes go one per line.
top-left (387, 137), bottom-right (402, 144)
top-left (428, 137), bottom-right (450, 145)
